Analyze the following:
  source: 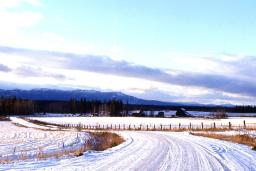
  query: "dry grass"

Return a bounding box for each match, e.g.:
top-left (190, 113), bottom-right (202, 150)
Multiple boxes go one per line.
top-left (35, 146), bottom-right (86, 160)
top-left (0, 131), bottom-right (124, 164)
top-left (23, 118), bottom-right (256, 132)
top-left (0, 116), bottom-right (10, 121)
top-left (189, 127), bottom-right (234, 132)
top-left (192, 132), bottom-right (256, 149)
top-left (88, 131), bottom-right (125, 151)
top-left (22, 118), bottom-right (60, 127)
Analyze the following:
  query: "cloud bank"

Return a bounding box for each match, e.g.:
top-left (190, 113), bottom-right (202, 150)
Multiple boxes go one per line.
top-left (0, 64), bottom-right (11, 72)
top-left (0, 46), bottom-right (256, 98)
top-left (15, 66), bottom-right (67, 80)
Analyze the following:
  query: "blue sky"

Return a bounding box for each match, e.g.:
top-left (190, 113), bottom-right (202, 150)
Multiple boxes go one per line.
top-left (0, 0), bottom-right (256, 104)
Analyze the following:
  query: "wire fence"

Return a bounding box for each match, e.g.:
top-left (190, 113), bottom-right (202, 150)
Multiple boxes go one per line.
top-left (57, 121), bottom-right (256, 131)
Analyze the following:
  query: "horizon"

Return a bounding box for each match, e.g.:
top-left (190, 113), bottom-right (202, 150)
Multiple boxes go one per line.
top-left (0, 88), bottom-right (244, 106)
top-left (1, 0), bottom-right (256, 105)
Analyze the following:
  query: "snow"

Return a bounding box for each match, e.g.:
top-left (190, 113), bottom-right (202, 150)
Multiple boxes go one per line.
top-left (0, 117), bottom-right (255, 170)
top-left (188, 111), bottom-right (256, 117)
top-left (35, 113), bottom-right (82, 117)
top-left (0, 121), bottom-right (89, 163)
top-left (10, 117), bottom-right (56, 130)
top-left (1, 130), bottom-right (255, 171)
top-left (197, 130), bottom-right (256, 138)
top-left (35, 111), bottom-right (256, 117)
top-left (29, 116), bottom-right (256, 129)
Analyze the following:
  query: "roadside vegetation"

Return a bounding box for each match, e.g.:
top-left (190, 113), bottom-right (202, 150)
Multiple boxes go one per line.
top-left (0, 119), bottom-right (124, 164)
top-left (88, 132), bottom-right (124, 151)
top-left (0, 116), bottom-right (10, 121)
top-left (210, 110), bottom-right (228, 119)
top-left (191, 132), bottom-right (256, 150)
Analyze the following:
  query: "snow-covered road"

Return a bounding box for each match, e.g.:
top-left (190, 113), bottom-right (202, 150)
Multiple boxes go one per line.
top-left (1, 130), bottom-right (255, 171)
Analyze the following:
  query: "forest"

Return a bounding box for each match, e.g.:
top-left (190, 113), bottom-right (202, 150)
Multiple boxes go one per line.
top-left (0, 97), bottom-right (124, 116)
top-left (1, 97), bottom-right (256, 117)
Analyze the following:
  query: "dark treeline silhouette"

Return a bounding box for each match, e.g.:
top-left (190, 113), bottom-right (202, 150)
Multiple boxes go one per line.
top-left (0, 97), bottom-right (124, 116)
top-left (1, 97), bottom-right (256, 117)
top-left (0, 97), bottom-right (35, 116)
top-left (35, 98), bottom-right (124, 116)
top-left (129, 104), bottom-right (256, 113)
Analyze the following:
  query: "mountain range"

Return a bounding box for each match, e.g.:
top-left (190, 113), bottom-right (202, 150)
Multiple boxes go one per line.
top-left (0, 89), bottom-right (233, 107)
top-left (0, 89), bottom-right (179, 106)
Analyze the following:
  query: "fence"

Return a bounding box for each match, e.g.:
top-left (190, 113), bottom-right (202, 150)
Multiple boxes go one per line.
top-left (55, 120), bottom-right (256, 131)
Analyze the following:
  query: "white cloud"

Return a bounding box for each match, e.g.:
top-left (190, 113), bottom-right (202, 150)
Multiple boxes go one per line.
top-left (0, 0), bottom-right (255, 105)
top-left (0, 0), bottom-right (43, 48)
top-left (0, 11), bottom-right (43, 31)
top-left (0, 0), bottom-right (41, 9)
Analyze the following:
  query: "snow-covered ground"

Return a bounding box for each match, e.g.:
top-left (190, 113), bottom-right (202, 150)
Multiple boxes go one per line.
top-left (10, 117), bottom-right (58, 130)
top-left (0, 121), bottom-right (89, 163)
top-left (36, 111), bottom-right (256, 117)
top-left (29, 116), bottom-right (256, 129)
top-left (188, 111), bottom-right (256, 117)
top-left (1, 130), bottom-right (255, 171)
top-left (1, 117), bottom-right (256, 171)
top-left (196, 130), bottom-right (256, 138)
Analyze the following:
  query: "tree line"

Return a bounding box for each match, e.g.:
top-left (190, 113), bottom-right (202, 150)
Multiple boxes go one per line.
top-left (0, 97), bottom-right (124, 116)
top-left (0, 97), bottom-right (35, 115)
top-left (1, 97), bottom-right (256, 117)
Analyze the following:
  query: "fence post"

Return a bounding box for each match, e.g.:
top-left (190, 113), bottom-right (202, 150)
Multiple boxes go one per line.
top-left (169, 124), bottom-right (172, 130)
top-left (160, 124), bottom-right (162, 130)
top-left (213, 122), bottom-right (216, 129)
top-left (147, 125), bottom-right (148, 131)
top-left (129, 125), bottom-right (131, 130)
top-left (189, 123), bottom-right (192, 130)
top-left (201, 122), bottom-right (204, 130)
top-left (243, 120), bottom-right (246, 129)
top-left (179, 123), bottom-right (181, 129)
top-left (229, 122), bottom-right (231, 129)
top-left (154, 124), bottom-right (155, 130)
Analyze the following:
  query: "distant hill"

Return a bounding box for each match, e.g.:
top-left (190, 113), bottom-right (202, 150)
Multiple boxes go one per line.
top-left (0, 89), bottom-right (183, 106)
top-left (0, 89), bottom-right (234, 107)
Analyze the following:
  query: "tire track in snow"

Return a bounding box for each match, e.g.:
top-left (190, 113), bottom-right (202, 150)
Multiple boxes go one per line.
top-left (1, 131), bottom-right (256, 171)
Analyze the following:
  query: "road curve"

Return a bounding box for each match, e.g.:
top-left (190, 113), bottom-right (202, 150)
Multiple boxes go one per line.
top-left (2, 130), bottom-right (256, 171)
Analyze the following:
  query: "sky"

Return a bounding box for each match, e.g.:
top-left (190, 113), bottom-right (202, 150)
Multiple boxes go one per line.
top-left (0, 0), bottom-right (256, 105)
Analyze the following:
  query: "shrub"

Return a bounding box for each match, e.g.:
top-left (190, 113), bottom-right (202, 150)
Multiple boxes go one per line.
top-left (211, 110), bottom-right (227, 119)
top-left (192, 132), bottom-right (256, 147)
top-left (76, 123), bottom-right (84, 131)
top-left (88, 132), bottom-right (124, 151)
top-left (156, 112), bottom-right (164, 117)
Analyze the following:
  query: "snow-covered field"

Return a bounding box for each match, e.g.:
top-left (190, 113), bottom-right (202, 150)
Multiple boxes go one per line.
top-left (29, 116), bottom-right (256, 129)
top-left (197, 130), bottom-right (256, 138)
top-left (1, 130), bottom-right (256, 171)
top-left (0, 121), bottom-right (89, 163)
top-left (1, 117), bottom-right (256, 171)
top-left (36, 111), bottom-right (256, 117)
top-left (188, 111), bottom-right (256, 117)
